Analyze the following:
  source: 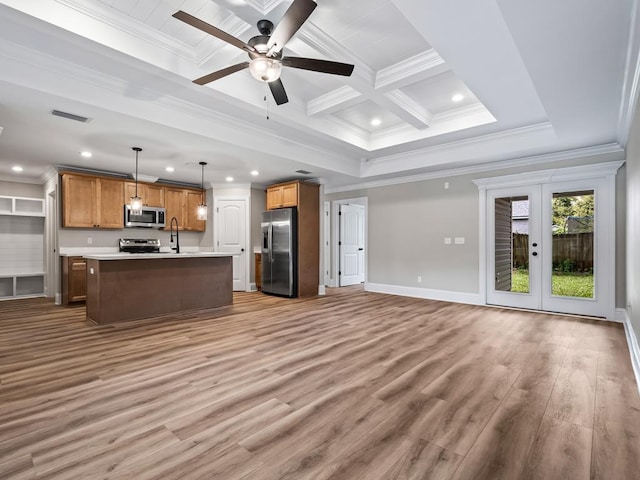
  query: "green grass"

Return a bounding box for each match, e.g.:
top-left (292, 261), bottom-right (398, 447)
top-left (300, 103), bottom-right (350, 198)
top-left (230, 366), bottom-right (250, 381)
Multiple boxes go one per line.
top-left (511, 270), bottom-right (594, 298)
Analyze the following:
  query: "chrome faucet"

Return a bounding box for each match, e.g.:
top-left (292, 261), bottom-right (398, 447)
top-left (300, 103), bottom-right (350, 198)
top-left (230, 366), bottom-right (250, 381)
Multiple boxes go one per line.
top-left (169, 216), bottom-right (180, 253)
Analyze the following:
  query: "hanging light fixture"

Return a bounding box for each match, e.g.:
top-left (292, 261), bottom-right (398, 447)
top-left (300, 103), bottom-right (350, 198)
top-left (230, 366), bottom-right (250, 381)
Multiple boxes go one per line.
top-left (197, 161), bottom-right (207, 221)
top-left (130, 147), bottom-right (143, 216)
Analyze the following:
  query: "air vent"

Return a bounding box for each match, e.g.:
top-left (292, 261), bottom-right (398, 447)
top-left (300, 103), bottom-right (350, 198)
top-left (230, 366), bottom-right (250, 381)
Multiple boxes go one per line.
top-left (51, 110), bottom-right (90, 123)
top-left (295, 169), bottom-right (312, 175)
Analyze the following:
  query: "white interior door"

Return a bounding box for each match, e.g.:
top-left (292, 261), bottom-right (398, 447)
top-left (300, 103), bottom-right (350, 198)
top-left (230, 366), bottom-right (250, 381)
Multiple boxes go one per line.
top-left (339, 204), bottom-right (365, 286)
top-left (487, 177), bottom-right (614, 318)
top-left (215, 198), bottom-right (247, 291)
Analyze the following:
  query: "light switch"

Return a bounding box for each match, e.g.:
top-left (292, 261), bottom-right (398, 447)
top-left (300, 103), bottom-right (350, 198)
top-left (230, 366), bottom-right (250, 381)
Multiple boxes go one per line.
top-left (444, 237), bottom-right (452, 244)
top-left (455, 237), bottom-right (465, 244)
top-left (89, 268), bottom-right (94, 275)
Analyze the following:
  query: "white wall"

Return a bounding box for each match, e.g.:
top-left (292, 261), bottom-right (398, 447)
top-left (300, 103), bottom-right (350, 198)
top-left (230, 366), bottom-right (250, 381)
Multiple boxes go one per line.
top-left (0, 180), bottom-right (44, 198)
top-left (626, 99), bottom-right (640, 353)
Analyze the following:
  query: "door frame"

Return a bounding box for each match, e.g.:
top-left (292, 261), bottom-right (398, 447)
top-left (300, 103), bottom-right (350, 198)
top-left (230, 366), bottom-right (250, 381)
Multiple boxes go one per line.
top-left (330, 197), bottom-right (368, 288)
top-left (474, 161), bottom-right (622, 320)
top-left (213, 194), bottom-right (251, 292)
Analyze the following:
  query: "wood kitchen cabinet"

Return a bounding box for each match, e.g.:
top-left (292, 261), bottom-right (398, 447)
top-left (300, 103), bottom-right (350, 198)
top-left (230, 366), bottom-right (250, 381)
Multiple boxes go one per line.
top-left (62, 256), bottom-right (87, 304)
top-left (61, 173), bottom-right (123, 228)
top-left (163, 187), bottom-right (205, 232)
top-left (265, 180), bottom-right (319, 297)
top-left (124, 182), bottom-right (164, 207)
top-left (266, 182), bottom-right (298, 209)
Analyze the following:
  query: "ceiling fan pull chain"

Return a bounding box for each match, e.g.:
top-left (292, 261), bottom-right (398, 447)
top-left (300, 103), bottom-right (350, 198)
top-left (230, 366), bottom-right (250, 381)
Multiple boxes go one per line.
top-left (264, 89), bottom-right (270, 120)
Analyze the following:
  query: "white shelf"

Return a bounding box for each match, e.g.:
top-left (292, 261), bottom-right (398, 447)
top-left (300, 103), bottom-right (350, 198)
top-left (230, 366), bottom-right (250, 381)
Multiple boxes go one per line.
top-left (0, 273), bottom-right (45, 299)
top-left (0, 196), bottom-right (46, 300)
top-left (0, 195), bottom-right (45, 216)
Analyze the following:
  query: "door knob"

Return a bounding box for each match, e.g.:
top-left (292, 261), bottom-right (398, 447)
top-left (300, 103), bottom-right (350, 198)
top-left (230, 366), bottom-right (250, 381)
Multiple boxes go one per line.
top-left (532, 242), bottom-right (538, 247)
top-left (358, 248), bottom-right (364, 251)
top-left (532, 251), bottom-right (538, 256)
top-left (241, 248), bottom-right (245, 252)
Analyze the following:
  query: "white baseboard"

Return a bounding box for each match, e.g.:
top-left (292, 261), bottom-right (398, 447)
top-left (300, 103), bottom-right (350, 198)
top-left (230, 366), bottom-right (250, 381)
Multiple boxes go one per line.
top-left (620, 308), bottom-right (640, 396)
top-left (364, 282), bottom-right (482, 306)
top-left (248, 283), bottom-right (257, 292)
top-left (318, 285), bottom-right (326, 295)
top-left (55, 293), bottom-right (62, 305)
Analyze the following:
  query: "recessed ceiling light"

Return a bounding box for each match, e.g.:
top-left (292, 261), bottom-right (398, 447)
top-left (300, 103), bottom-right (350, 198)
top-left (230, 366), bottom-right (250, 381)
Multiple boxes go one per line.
top-left (80, 151), bottom-right (92, 158)
top-left (12, 166), bottom-right (23, 172)
top-left (451, 93), bottom-right (464, 102)
top-left (370, 118), bottom-right (381, 126)
top-left (250, 170), bottom-right (259, 176)
top-left (225, 176), bottom-right (234, 182)
top-left (165, 166), bottom-right (175, 173)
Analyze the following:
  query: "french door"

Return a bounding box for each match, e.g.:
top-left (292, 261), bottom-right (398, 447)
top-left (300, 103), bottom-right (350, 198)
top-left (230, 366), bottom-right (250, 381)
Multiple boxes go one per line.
top-left (486, 177), bottom-right (614, 318)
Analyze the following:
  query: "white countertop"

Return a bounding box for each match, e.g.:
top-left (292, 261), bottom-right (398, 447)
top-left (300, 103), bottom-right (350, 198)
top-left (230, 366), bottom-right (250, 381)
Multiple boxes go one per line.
top-left (83, 252), bottom-right (234, 260)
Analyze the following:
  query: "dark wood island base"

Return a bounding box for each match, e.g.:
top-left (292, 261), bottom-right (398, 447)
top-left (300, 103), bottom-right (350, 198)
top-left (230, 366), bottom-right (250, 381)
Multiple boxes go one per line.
top-left (85, 255), bottom-right (233, 324)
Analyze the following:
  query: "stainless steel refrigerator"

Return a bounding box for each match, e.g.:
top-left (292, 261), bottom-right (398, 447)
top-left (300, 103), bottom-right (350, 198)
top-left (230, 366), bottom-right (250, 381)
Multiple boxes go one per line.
top-left (261, 208), bottom-right (297, 297)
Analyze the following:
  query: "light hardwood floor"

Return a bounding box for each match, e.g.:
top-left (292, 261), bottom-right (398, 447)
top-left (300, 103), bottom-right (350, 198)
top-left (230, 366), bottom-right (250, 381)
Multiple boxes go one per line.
top-left (0, 287), bottom-right (639, 479)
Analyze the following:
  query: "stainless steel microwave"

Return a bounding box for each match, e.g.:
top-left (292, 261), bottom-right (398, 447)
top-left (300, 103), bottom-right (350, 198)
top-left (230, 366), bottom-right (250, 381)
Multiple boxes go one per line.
top-left (124, 205), bottom-right (166, 228)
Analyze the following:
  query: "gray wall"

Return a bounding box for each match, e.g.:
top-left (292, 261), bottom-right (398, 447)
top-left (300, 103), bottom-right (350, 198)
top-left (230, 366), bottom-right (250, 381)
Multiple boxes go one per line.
top-left (327, 153), bottom-right (627, 304)
top-left (626, 100), bottom-right (640, 348)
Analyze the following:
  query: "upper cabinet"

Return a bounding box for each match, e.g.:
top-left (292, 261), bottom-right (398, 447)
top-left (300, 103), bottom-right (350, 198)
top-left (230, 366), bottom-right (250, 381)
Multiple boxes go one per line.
top-left (62, 173), bottom-right (123, 229)
top-left (124, 182), bottom-right (164, 207)
top-left (163, 187), bottom-right (205, 232)
top-left (266, 181), bottom-right (299, 210)
top-left (61, 172), bottom-right (206, 231)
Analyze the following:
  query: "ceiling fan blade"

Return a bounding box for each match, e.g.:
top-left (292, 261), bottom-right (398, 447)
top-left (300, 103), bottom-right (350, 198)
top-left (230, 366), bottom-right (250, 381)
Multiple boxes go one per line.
top-left (193, 62), bottom-right (250, 85)
top-left (173, 11), bottom-right (255, 54)
top-left (282, 57), bottom-right (354, 76)
top-left (267, 0), bottom-right (317, 54)
top-left (269, 79), bottom-right (289, 105)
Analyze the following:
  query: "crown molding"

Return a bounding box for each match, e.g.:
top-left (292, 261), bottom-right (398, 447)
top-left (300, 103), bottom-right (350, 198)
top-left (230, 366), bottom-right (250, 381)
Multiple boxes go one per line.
top-left (617, 0), bottom-right (640, 147)
top-left (325, 143), bottom-right (624, 194)
top-left (472, 159), bottom-right (624, 189)
top-left (375, 49), bottom-right (448, 91)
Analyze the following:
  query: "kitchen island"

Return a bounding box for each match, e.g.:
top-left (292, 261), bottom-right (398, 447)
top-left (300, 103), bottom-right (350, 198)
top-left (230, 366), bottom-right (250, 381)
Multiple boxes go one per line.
top-left (84, 253), bottom-right (233, 324)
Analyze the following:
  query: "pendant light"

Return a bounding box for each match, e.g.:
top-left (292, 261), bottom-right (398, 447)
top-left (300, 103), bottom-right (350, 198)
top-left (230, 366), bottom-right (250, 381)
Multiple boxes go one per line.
top-left (197, 161), bottom-right (207, 221)
top-left (130, 147), bottom-right (143, 216)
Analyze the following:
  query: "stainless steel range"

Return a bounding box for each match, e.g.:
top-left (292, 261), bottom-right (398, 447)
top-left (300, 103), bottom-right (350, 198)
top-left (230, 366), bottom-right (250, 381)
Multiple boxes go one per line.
top-left (118, 238), bottom-right (161, 254)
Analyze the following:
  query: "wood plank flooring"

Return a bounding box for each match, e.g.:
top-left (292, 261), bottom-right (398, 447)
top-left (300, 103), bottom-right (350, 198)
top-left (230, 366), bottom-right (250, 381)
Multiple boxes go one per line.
top-left (0, 287), bottom-right (639, 479)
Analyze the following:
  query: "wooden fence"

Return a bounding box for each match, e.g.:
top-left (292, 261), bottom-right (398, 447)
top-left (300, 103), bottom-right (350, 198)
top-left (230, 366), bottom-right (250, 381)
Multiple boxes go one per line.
top-left (512, 233), bottom-right (593, 270)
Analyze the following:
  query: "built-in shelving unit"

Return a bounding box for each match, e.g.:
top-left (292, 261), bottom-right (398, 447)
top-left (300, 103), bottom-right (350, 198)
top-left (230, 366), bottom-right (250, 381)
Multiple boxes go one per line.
top-left (0, 195), bottom-right (45, 300)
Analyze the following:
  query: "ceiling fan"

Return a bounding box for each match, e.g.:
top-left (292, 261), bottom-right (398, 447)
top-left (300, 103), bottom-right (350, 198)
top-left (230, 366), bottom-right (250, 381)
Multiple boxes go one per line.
top-left (173, 0), bottom-right (354, 106)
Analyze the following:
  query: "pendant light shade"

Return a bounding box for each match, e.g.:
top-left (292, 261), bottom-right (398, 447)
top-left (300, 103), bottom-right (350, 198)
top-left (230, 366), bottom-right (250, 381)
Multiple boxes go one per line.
top-left (197, 161), bottom-right (207, 221)
top-left (130, 147), bottom-right (143, 216)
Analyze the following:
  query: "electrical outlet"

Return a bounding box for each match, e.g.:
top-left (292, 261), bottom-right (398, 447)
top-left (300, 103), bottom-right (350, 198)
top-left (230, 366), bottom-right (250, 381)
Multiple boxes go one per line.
top-left (444, 182), bottom-right (449, 189)
top-left (87, 237), bottom-right (93, 245)
top-left (417, 276), bottom-right (422, 283)
top-left (89, 268), bottom-right (94, 275)
top-left (454, 237), bottom-right (465, 244)
top-left (444, 237), bottom-right (452, 244)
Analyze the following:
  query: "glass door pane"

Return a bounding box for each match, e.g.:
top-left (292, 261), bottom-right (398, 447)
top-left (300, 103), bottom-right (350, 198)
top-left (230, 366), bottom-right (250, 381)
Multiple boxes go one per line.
top-left (487, 185), bottom-right (540, 311)
top-left (494, 196), bottom-right (529, 293)
top-left (550, 190), bottom-right (594, 298)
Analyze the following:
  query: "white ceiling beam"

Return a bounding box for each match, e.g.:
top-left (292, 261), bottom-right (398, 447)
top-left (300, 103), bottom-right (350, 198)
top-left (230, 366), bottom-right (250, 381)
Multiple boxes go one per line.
top-left (307, 85), bottom-right (362, 116)
top-left (375, 49), bottom-right (449, 91)
top-left (378, 90), bottom-right (433, 129)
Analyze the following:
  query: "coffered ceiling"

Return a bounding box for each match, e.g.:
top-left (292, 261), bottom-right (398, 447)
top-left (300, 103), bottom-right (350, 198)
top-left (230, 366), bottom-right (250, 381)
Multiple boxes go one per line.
top-left (0, 0), bottom-right (636, 190)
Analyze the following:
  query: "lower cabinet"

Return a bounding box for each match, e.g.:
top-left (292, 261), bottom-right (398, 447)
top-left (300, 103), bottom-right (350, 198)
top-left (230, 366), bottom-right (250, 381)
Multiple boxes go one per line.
top-left (255, 253), bottom-right (262, 290)
top-left (62, 256), bottom-right (87, 304)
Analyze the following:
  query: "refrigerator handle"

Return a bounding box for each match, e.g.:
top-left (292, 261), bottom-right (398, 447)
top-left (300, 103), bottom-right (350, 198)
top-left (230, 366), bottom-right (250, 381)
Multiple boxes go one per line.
top-left (269, 224), bottom-right (273, 263)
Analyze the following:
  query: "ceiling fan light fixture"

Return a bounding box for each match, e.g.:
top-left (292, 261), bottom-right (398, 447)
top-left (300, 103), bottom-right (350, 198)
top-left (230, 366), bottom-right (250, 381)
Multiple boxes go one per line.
top-left (249, 57), bottom-right (282, 82)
